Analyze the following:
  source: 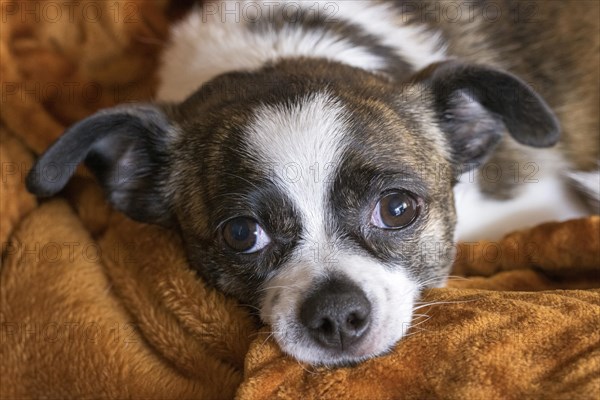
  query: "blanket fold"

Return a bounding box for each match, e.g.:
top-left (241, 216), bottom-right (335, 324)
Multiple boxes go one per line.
top-left (239, 288), bottom-right (600, 400)
top-left (1, 1), bottom-right (599, 399)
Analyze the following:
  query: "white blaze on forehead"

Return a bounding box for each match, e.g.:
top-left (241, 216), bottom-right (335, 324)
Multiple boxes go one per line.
top-left (246, 92), bottom-right (348, 240)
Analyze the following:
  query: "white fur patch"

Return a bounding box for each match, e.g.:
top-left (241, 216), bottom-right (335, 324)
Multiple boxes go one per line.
top-left (260, 253), bottom-right (419, 365)
top-left (158, 1), bottom-right (386, 101)
top-left (454, 150), bottom-right (591, 241)
top-left (245, 91), bottom-right (347, 242)
top-left (157, 1), bottom-right (447, 101)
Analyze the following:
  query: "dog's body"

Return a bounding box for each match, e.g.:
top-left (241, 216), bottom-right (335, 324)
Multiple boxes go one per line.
top-left (27, 0), bottom-right (599, 366)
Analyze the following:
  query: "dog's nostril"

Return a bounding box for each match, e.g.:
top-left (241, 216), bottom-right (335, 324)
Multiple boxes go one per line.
top-left (346, 312), bottom-right (366, 330)
top-left (300, 278), bottom-right (372, 351)
top-left (317, 318), bottom-right (335, 335)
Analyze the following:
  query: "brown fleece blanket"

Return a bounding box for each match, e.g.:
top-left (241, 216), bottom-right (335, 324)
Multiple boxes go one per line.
top-left (1, 2), bottom-right (599, 399)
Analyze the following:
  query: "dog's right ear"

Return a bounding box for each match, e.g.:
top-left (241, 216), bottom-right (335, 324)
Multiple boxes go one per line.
top-left (411, 61), bottom-right (560, 170)
top-left (26, 104), bottom-right (178, 227)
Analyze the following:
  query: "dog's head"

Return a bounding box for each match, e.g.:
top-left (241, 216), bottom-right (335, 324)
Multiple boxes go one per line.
top-left (27, 60), bottom-right (558, 365)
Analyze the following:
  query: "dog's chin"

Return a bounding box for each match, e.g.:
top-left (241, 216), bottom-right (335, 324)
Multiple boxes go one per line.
top-left (272, 323), bottom-right (412, 367)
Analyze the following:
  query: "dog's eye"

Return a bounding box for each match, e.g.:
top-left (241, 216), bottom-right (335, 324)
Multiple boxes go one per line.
top-left (371, 191), bottom-right (420, 229)
top-left (222, 217), bottom-right (271, 253)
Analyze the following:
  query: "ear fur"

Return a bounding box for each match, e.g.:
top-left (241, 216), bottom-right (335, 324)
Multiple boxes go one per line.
top-left (26, 104), bottom-right (177, 227)
top-left (414, 61), bottom-right (560, 168)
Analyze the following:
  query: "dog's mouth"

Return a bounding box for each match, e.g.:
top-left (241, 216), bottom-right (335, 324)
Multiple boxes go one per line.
top-left (259, 258), bottom-right (419, 366)
top-left (266, 291), bottom-right (416, 366)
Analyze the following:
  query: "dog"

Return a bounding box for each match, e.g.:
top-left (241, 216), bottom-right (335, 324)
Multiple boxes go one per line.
top-left (26, 1), bottom-right (599, 366)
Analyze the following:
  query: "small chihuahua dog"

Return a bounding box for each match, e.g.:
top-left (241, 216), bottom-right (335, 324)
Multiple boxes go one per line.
top-left (27, 1), bottom-right (599, 366)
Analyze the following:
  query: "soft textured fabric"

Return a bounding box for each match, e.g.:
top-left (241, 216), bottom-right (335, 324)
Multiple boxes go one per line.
top-left (239, 217), bottom-right (600, 399)
top-left (1, 2), bottom-right (599, 399)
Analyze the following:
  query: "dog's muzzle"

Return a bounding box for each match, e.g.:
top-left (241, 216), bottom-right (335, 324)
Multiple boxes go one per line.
top-left (299, 278), bottom-right (372, 351)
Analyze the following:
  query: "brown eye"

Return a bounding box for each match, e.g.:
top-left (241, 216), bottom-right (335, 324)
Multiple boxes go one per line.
top-left (222, 217), bottom-right (271, 253)
top-left (371, 191), bottom-right (420, 229)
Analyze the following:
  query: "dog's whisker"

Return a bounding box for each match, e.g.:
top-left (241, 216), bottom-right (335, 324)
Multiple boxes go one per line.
top-left (403, 325), bottom-right (434, 337)
top-left (411, 313), bottom-right (431, 319)
top-left (261, 331), bottom-right (277, 346)
top-left (248, 330), bottom-right (266, 339)
top-left (296, 359), bottom-right (319, 375)
top-left (256, 284), bottom-right (302, 293)
top-left (413, 297), bottom-right (479, 305)
top-left (237, 303), bottom-right (261, 312)
top-left (416, 274), bottom-right (468, 288)
top-left (408, 316), bottom-right (432, 329)
top-left (412, 299), bottom-right (477, 312)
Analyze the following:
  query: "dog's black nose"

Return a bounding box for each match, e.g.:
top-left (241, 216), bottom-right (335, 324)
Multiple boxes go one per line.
top-left (300, 278), bottom-right (371, 351)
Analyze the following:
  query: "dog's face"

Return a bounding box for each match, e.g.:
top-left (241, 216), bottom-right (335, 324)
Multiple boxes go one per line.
top-left (27, 60), bottom-right (559, 365)
top-left (172, 61), bottom-right (459, 365)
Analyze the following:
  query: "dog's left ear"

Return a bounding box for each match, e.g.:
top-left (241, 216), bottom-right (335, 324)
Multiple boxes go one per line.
top-left (413, 61), bottom-right (560, 168)
top-left (26, 104), bottom-right (178, 227)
